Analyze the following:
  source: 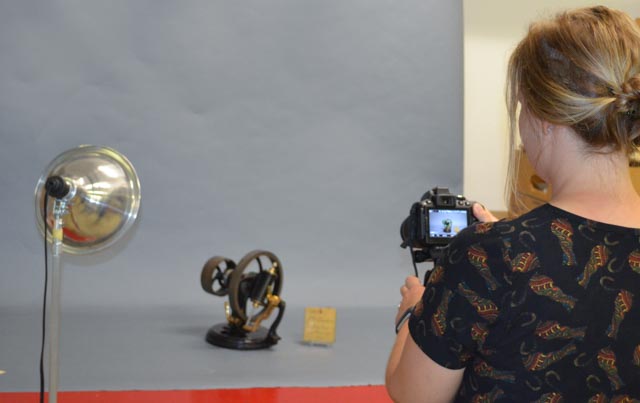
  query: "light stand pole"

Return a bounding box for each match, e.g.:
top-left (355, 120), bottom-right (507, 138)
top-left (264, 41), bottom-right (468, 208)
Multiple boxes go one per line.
top-left (45, 176), bottom-right (75, 403)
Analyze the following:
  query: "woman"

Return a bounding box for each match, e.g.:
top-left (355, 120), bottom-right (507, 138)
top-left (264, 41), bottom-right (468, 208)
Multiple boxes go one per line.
top-left (386, 6), bottom-right (640, 402)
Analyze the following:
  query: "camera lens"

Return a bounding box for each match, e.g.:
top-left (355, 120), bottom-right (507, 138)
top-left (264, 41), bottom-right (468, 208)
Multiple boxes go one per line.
top-left (400, 217), bottom-right (411, 242)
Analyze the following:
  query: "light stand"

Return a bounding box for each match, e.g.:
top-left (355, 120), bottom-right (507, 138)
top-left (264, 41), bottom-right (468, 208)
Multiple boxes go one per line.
top-left (35, 145), bottom-right (141, 403)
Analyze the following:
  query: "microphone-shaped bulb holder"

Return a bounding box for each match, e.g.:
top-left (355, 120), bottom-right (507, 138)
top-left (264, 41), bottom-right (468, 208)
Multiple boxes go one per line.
top-left (45, 176), bottom-right (71, 200)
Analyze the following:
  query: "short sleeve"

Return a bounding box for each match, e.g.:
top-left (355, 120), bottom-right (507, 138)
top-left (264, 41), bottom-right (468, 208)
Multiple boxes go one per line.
top-left (408, 227), bottom-right (503, 369)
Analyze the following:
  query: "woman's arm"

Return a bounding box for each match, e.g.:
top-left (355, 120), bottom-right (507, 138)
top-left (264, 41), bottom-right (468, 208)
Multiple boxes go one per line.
top-left (385, 324), bottom-right (464, 403)
top-left (385, 276), bottom-right (464, 403)
top-left (385, 201), bottom-right (495, 402)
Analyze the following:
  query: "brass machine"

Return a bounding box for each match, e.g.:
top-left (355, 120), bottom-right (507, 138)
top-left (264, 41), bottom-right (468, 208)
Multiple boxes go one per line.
top-left (200, 250), bottom-right (285, 350)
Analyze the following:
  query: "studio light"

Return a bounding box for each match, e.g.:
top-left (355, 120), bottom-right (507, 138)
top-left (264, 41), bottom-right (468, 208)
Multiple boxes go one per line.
top-left (34, 145), bottom-right (141, 403)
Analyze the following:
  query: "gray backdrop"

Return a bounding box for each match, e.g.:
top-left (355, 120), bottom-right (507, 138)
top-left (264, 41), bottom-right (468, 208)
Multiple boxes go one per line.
top-left (0, 1), bottom-right (462, 311)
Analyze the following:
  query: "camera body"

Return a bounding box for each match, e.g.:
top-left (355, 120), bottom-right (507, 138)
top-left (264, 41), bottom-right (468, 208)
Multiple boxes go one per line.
top-left (400, 187), bottom-right (476, 262)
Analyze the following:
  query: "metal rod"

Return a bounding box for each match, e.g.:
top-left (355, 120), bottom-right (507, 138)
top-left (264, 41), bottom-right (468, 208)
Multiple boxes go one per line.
top-left (48, 200), bottom-right (66, 403)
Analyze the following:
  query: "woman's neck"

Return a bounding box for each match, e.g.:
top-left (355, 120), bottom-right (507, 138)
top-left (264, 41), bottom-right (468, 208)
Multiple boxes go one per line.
top-left (547, 150), bottom-right (640, 227)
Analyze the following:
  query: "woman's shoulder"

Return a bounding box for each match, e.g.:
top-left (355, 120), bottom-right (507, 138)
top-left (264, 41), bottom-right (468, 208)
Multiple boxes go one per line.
top-left (441, 205), bottom-right (556, 279)
top-left (454, 204), bottom-right (561, 243)
top-left (447, 208), bottom-right (539, 249)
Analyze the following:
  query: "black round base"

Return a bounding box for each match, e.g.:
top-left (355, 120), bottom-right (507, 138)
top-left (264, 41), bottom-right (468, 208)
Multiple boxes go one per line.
top-left (206, 323), bottom-right (277, 350)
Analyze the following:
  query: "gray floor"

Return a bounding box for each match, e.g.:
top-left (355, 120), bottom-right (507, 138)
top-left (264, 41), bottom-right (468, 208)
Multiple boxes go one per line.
top-left (0, 304), bottom-right (396, 392)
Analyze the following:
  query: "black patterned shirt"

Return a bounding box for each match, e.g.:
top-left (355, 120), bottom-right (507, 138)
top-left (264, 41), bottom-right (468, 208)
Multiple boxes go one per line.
top-left (408, 204), bottom-right (640, 402)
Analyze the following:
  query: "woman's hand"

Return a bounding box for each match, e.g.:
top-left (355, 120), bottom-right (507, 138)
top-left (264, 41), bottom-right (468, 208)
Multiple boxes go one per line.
top-left (472, 202), bottom-right (499, 223)
top-left (396, 276), bottom-right (425, 323)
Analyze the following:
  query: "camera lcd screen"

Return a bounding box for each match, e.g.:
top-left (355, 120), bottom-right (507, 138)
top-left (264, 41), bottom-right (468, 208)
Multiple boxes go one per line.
top-left (427, 209), bottom-right (469, 240)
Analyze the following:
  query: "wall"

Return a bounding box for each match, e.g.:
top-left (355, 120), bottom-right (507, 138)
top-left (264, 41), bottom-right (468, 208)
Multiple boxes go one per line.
top-left (0, 1), bottom-right (463, 310)
top-left (463, 0), bottom-right (640, 211)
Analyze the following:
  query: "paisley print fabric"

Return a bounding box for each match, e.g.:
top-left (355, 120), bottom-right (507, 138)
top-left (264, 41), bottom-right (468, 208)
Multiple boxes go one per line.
top-left (408, 204), bottom-right (640, 401)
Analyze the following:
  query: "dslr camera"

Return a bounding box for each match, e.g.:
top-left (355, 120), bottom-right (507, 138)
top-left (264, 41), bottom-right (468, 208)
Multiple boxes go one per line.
top-left (400, 187), bottom-right (476, 262)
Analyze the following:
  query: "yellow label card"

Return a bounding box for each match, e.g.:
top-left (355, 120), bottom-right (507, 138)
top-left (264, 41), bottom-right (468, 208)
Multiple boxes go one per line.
top-left (303, 307), bottom-right (336, 345)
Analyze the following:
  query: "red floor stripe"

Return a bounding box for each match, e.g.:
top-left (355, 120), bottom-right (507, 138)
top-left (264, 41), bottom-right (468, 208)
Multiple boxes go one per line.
top-left (0, 385), bottom-right (392, 403)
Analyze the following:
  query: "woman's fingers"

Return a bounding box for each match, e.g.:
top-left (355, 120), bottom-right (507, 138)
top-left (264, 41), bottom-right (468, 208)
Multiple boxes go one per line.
top-left (472, 202), bottom-right (499, 223)
top-left (406, 276), bottom-right (421, 287)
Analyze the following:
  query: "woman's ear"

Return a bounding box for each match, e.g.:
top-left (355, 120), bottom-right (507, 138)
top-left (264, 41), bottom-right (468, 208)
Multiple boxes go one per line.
top-left (541, 120), bottom-right (555, 136)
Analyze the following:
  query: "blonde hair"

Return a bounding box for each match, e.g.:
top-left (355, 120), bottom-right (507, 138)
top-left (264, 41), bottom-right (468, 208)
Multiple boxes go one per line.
top-left (506, 6), bottom-right (640, 207)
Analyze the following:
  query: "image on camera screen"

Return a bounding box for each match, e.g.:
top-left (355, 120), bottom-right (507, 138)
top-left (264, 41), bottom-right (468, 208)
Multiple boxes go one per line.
top-left (428, 209), bottom-right (469, 240)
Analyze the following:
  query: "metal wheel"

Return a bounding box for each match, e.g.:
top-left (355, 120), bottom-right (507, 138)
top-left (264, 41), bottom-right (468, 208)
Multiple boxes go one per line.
top-left (228, 250), bottom-right (283, 323)
top-left (201, 256), bottom-right (235, 296)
